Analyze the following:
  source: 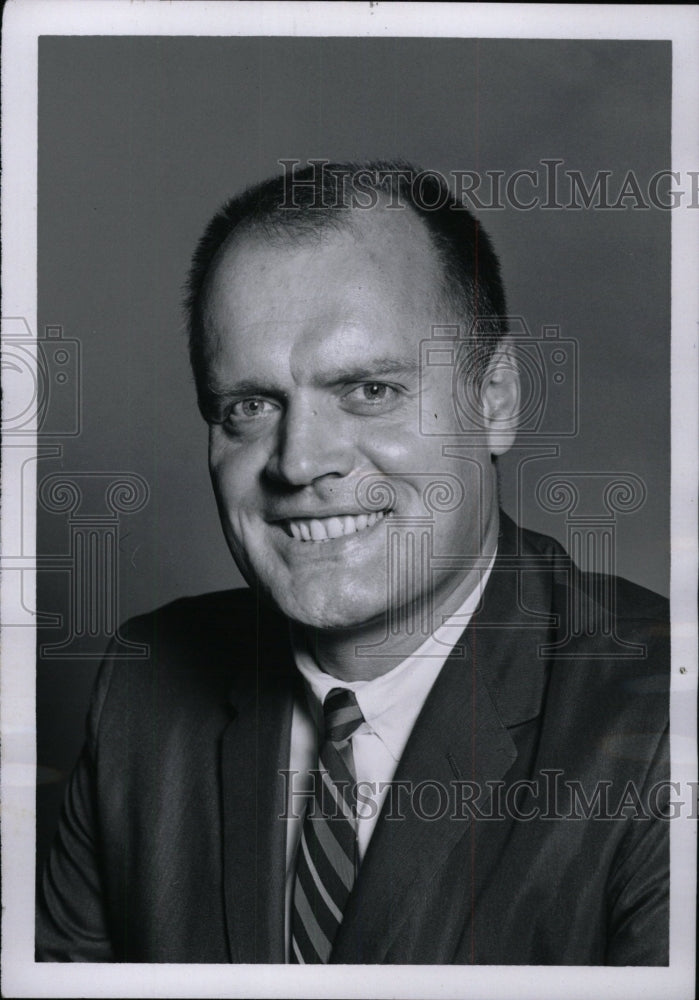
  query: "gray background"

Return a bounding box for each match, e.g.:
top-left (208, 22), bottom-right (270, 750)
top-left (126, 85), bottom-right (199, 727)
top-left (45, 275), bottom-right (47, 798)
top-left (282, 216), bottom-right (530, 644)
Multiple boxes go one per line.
top-left (36, 37), bottom-right (671, 871)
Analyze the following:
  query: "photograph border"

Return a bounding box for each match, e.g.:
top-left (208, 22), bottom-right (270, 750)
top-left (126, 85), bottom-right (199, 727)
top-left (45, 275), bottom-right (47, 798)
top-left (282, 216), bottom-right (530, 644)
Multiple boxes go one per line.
top-left (2, 2), bottom-right (697, 998)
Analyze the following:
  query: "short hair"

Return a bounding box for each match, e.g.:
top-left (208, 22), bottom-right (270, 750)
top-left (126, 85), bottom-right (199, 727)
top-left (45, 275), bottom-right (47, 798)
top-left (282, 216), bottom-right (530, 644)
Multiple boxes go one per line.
top-left (185, 160), bottom-right (508, 403)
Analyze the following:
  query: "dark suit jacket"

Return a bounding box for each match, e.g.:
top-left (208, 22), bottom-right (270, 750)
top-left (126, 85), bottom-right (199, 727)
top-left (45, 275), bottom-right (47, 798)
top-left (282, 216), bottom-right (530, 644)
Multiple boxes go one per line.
top-left (36, 513), bottom-right (669, 964)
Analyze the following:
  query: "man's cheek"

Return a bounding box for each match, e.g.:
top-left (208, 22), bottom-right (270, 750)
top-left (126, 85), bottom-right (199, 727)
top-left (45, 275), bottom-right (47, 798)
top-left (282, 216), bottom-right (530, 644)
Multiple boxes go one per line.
top-left (360, 439), bottom-right (423, 486)
top-left (211, 454), bottom-right (247, 505)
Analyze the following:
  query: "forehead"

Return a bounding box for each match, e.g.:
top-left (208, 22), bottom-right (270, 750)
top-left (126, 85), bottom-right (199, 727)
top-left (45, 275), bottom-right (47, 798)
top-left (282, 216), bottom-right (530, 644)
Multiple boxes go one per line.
top-left (201, 205), bottom-right (449, 346)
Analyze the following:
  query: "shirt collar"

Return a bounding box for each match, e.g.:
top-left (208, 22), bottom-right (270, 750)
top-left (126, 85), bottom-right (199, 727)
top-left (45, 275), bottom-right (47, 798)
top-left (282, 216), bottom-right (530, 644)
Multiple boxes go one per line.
top-left (292, 551), bottom-right (496, 762)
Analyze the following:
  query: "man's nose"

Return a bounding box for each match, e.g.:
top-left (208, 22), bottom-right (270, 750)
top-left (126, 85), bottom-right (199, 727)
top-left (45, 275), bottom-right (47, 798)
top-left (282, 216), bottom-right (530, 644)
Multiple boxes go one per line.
top-left (264, 401), bottom-right (354, 487)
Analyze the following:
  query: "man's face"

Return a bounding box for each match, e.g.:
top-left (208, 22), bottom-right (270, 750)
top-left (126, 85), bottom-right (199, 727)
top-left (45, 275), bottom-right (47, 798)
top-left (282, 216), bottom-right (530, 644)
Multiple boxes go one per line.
top-left (200, 209), bottom-right (503, 632)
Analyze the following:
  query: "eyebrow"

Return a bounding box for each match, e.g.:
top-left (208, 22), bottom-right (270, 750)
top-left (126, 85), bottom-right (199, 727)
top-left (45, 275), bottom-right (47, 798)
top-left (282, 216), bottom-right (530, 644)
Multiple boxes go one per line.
top-left (312, 357), bottom-right (422, 384)
top-left (204, 357), bottom-right (422, 402)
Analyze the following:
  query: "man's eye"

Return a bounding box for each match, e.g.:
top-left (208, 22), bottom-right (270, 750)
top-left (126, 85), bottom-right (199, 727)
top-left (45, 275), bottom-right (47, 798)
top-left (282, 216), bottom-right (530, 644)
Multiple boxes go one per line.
top-left (229, 398), bottom-right (278, 420)
top-left (344, 382), bottom-right (398, 408)
top-left (361, 383), bottom-right (389, 401)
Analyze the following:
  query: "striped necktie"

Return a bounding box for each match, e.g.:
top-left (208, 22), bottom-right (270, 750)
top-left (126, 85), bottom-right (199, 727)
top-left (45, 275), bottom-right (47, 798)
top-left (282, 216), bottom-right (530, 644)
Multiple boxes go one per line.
top-left (290, 687), bottom-right (365, 964)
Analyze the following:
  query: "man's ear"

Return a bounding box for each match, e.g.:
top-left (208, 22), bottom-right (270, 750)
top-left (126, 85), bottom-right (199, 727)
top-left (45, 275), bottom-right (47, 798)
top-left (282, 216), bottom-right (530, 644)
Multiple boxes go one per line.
top-left (480, 339), bottom-right (520, 456)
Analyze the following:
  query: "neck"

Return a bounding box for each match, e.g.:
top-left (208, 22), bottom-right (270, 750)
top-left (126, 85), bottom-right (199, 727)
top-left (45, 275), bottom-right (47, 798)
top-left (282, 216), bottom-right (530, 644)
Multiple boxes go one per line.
top-left (301, 508), bottom-right (500, 682)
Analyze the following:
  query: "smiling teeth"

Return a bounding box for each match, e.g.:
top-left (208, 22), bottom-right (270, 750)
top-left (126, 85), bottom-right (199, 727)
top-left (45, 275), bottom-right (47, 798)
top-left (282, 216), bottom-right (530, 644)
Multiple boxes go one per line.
top-left (288, 510), bottom-right (387, 542)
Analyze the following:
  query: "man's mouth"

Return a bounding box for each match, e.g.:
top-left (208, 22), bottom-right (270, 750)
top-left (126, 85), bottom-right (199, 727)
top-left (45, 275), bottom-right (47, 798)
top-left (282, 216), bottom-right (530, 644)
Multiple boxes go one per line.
top-left (284, 510), bottom-right (390, 542)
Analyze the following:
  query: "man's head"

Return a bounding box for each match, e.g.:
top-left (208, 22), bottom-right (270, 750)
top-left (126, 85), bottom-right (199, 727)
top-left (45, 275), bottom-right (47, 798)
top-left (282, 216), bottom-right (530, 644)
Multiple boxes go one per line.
top-left (187, 161), bottom-right (509, 401)
top-left (185, 161), bottom-right (519, 635)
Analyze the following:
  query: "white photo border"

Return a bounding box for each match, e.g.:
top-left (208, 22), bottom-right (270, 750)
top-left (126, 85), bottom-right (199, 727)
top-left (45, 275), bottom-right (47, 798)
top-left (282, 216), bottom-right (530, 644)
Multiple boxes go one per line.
top-left (1, 2), bottom-right (697, 998)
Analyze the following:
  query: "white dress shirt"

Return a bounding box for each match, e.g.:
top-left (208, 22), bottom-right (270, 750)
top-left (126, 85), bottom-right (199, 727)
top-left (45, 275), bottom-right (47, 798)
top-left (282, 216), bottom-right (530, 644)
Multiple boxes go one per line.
top-left (283, 554), bottom-right (496, 957)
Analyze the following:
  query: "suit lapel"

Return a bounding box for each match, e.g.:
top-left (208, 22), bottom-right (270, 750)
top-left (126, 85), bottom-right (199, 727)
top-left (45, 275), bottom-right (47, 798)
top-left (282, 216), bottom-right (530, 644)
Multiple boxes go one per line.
top-left (467, 511), bottom-right (555, 728)
top-left (331, 512), bottom-right (554, 963)
top-left (220, 603), bottom-right (297, 963)
top-left (330, 639), bottom-right (517, 963)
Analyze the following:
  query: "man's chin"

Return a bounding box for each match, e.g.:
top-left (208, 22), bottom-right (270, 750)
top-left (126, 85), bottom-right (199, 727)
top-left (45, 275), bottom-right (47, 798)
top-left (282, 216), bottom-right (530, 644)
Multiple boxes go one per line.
top-left (262, 585), bottom-right (388, 634)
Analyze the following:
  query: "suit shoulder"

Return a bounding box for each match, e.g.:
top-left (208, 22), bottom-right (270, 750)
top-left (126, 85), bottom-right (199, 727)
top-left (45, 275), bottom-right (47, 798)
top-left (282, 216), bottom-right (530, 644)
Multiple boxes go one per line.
top-left (510, 515), bottom-right (669, 669)
top-left (101, 588), bottom-right (287, 707)
top-left (120, 587), bottom-right (259, 645)
top-left (513, 517), bottom-right (668, 624)
top-left (563, 566), bottom-right (668, 644)
top-left (593, 572), bottom-right (668, 624)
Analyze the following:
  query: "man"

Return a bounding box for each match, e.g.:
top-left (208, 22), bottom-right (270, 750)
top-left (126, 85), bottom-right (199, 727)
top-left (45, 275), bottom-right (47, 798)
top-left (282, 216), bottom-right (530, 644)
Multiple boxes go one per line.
top-left (37, 161), bottom-right (669, 964)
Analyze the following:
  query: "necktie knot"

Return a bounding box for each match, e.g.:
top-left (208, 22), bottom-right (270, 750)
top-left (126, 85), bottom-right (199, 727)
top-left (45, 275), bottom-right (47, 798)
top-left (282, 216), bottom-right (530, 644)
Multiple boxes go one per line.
top-left (323, 687), bottom-right (364, 745)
